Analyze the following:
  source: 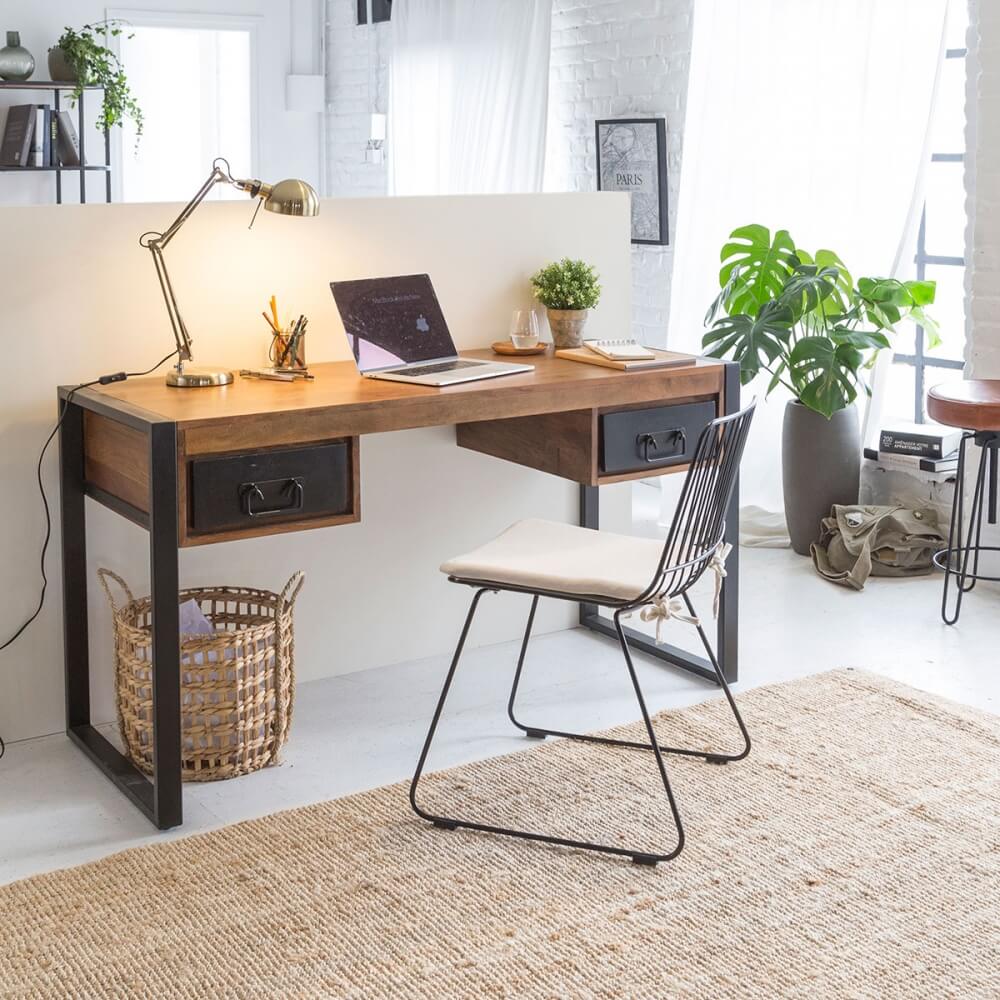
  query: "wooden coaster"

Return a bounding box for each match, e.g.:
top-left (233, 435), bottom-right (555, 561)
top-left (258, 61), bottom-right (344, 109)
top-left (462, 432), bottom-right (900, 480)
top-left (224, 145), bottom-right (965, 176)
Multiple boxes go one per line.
top-left (491, 341), bottom-right (548, 356)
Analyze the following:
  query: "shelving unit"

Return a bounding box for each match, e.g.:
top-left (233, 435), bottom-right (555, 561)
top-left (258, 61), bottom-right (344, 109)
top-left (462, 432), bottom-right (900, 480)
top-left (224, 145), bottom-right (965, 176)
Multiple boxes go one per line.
top-left (0, 81), bottom-right (111, 203)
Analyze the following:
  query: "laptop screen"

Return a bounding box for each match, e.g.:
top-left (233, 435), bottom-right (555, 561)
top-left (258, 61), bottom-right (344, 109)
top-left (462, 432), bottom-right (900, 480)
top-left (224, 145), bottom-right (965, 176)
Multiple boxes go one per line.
top-left (330, 274), bottom-right (457, 372)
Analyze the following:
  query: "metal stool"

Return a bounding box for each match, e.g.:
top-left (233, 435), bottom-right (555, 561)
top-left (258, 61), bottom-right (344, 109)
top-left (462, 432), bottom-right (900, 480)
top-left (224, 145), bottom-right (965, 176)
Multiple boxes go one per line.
top-left (927, 379), bottom-right (1000, 624)
top-left (410, 402), bottom-right (755, 866)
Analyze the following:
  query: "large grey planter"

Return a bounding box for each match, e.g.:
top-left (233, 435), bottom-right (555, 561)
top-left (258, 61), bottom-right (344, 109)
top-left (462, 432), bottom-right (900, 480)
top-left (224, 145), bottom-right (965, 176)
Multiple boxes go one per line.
top-left (782, 401), bottom-right (861, 555)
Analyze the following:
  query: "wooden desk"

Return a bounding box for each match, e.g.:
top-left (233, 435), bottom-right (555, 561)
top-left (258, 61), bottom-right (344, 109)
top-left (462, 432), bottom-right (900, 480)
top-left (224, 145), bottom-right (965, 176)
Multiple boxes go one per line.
top-left (59, 350), bottom-right (740, 829)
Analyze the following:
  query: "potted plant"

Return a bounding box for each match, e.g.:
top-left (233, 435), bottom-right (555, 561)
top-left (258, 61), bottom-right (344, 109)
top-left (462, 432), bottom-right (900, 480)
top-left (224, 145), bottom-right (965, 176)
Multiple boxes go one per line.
top-left (703, 224), bottom-right (937, 554)
top-left (49, 20), bottom-right (143, 139)
top-left (530, 258), bottom-right (602, 348)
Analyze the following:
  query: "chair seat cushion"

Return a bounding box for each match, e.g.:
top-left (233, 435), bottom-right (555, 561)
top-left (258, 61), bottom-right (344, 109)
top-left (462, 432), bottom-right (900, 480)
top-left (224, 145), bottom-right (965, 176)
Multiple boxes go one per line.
top-left (440, 518), bottom-right (663, 601)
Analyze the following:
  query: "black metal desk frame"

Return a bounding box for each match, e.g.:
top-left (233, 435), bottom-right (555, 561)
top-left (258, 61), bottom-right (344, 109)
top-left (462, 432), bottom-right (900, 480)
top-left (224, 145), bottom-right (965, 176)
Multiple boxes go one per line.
top-left (57, 361), bottom-right (739, 831)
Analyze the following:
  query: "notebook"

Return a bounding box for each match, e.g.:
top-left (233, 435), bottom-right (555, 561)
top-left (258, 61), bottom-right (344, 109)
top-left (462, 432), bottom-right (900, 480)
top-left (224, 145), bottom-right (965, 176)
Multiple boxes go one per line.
top-left (555, 347), bottom-right (697, 371)
top-left (584, 338), bottom-right (656, 360)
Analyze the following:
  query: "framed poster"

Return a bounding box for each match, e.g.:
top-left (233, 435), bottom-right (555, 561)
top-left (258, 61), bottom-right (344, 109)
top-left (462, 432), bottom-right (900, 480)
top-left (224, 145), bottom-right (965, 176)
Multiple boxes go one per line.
top-left (595, 118), bottom-right (669, 246)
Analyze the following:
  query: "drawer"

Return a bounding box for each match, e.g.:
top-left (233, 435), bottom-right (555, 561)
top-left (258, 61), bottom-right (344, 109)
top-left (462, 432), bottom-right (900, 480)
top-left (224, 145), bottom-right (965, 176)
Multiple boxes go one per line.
top-left (189, 441), bottom-right (353, 534)
top-left (599, 401), bottom-right (716, 475)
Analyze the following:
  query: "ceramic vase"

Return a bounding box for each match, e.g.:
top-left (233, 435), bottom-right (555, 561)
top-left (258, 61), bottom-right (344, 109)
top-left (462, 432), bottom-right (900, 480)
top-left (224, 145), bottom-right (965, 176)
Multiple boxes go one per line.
top-left (782, 400), bottom-right (861, 555)
top-left (546, 308), bottom-right (588, 349)
top-left (47, 46), bottom-right (78, 82)
top-left (0, 31), bottom-right (34, 81)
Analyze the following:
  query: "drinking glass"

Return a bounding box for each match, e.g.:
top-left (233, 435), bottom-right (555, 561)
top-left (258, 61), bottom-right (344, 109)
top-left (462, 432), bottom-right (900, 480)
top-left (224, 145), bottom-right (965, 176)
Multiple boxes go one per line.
top-left (510, 309), bottom-right (540, 349)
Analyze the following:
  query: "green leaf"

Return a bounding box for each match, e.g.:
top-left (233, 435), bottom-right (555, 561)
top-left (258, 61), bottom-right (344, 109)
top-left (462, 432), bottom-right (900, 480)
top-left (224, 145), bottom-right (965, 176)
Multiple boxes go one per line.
top-left (829, 327), bottom-right (891, 352)
top-left (702, 301), bottom-right (793, 384)
top-left (910, 305), bottom-right (942, 349)
top-left (787, 336), bottom-right (864, 418)
top-left (814, 250), bottom-right (853, 296)
top-left (903, 279), bottom-right (936, 306)
top-left (719, 225), bottom-right (798, 316)
top-left (778, 264), bottom-right (846, 321)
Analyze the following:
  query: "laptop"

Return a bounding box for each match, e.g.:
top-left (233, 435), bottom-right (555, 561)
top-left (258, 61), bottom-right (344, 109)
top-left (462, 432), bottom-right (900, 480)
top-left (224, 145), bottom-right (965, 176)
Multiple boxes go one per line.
top-left (330, 274), bottom-right (534, 386)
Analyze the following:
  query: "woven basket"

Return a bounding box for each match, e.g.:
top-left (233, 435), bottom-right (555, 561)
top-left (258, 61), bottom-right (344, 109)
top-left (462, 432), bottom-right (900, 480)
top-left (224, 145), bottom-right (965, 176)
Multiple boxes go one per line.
top-left (98, 569), bottom-right (304, 782)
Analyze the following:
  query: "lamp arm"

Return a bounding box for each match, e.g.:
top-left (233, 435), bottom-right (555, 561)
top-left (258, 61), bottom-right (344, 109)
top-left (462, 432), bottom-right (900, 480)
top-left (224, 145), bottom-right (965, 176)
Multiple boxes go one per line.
top-left (140, 163), bottom-right (234, 364)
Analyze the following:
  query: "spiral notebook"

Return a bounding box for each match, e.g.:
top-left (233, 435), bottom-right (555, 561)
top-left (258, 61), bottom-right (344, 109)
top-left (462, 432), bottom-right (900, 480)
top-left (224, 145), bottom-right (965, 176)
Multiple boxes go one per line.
top-left (584, 338), bottom-right (656, 361)
top-left (555, 346), bottom-right (697, 371)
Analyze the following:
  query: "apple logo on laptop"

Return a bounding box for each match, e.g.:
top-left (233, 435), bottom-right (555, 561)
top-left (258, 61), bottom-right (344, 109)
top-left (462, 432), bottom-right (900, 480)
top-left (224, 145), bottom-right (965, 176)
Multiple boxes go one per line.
top-left (415, 314), bottom-right (430, 333)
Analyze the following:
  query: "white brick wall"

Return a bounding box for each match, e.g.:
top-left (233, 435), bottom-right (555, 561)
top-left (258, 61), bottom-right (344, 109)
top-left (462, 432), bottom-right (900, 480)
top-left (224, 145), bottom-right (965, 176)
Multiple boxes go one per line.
top-left (968, 0), bottom-right (1000, 380)
top-left (324, 0), bottom-right (695, 342)
top-left (546, 0), bottom-right (694, 345)
top-left (965, 0), bottom-right (1000, 562)
top-left (325, 0), bottom-right (390, 197)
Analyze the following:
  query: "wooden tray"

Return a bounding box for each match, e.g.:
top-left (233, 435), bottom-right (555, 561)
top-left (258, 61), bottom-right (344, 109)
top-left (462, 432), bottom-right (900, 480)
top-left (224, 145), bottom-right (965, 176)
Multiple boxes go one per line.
top-left (491, 341), bottom-right (549, 356)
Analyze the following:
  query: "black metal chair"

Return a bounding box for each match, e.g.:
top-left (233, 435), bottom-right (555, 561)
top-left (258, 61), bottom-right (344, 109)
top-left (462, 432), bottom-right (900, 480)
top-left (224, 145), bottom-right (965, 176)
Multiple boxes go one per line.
top-left (409, 401), bottom-right (756, 866)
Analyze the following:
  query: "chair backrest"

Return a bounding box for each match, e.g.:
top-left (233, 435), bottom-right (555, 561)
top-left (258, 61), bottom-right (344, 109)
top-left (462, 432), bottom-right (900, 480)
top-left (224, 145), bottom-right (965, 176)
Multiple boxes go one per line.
top-left (637, 400), bottom-right (756, 604)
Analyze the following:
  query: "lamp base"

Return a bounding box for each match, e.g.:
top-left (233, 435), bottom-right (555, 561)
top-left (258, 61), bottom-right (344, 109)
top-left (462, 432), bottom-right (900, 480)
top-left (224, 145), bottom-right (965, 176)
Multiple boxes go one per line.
top-left (166, 365), bottom-right (235, 388)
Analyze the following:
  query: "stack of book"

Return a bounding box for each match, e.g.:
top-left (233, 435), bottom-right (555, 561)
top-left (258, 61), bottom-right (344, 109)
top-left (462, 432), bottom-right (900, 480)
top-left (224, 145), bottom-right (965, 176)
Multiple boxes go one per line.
top-left (864, 420), bottom-right (963, 482)
top-left (0, 105), bottom-right (82, 168)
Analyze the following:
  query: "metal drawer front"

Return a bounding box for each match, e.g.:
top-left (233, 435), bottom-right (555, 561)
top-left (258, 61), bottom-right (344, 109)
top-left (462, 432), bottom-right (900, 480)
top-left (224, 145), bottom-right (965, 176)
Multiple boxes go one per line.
top-left (600, 401), bottom-right (716, 475)
top-left (190, 442), bottom-right (352, 533)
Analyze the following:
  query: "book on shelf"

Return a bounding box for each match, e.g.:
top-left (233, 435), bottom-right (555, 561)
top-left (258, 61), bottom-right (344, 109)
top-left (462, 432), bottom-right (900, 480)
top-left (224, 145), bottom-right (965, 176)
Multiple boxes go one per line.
top-left (878, 421), bottom-right (963, 460)
top-left (0, 104), bottom-right (36, 167)
top-left (30, 105), bottom-right (52, 167)
top-left (55, 111), bottom-right (81, 166)
top-left (554, 346), bottom-right (697, 371)
top-left (47, 108), bottom-right (58, 166)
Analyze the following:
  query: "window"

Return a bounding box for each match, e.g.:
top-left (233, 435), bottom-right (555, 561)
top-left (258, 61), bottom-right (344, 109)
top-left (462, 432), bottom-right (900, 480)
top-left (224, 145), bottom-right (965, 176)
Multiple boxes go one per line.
top-left (115, 16), bottom-right (256, 203)
top-left (888, 5), bottom-right (968, 423)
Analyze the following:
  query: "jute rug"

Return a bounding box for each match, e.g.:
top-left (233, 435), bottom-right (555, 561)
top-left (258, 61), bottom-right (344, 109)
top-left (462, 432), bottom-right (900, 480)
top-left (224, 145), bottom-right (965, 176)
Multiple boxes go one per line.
top-left (2, 670), bottom-right (998, 1000)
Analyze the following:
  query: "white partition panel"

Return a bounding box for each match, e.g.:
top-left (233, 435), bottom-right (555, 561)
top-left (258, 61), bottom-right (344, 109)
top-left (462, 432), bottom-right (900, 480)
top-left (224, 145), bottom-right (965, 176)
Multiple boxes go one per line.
top-left (0, 192), bottom-right (631, 742)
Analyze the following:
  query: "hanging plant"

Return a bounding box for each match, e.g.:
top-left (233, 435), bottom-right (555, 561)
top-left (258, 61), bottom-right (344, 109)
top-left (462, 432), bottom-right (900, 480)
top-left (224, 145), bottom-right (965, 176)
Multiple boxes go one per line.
top-left (49, 20), bottom-right (143, 140)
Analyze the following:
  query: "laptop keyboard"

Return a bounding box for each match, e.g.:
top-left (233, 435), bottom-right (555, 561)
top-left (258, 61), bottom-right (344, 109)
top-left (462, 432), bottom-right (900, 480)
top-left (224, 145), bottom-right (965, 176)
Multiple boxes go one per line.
top-left (396, 360), bottom-right (483, 377)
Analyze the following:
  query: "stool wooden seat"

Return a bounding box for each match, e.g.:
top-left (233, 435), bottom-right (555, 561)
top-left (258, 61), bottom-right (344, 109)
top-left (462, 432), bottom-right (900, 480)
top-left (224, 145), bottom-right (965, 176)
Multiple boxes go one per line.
top-left (927, 379), bottom-right (1000, 431)
top-left (926, 379), bottom-right (1000, 624)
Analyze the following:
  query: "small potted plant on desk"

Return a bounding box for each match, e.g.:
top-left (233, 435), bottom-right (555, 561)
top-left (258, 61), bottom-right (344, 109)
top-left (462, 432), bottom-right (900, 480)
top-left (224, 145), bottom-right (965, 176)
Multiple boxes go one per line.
top-left (48, 20), bottom-right (143, 139)
top-left (702, 224), bottom-right (937, 554)
top-left (530, 258), bottom-right (602, 348)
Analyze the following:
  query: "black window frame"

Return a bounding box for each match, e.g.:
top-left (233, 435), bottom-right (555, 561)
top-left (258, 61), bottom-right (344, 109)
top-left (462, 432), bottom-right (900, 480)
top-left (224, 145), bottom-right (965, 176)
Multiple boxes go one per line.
top-left (891, 46), bottom-right (967, 423)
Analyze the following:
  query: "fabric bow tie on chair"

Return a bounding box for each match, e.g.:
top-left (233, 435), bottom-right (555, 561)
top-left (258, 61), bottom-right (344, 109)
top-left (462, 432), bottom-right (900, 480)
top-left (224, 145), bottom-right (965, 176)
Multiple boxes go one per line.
top-left (637, 597), bottom-right (700, 644)
top-left (630, 540), bottom-right (734, 644)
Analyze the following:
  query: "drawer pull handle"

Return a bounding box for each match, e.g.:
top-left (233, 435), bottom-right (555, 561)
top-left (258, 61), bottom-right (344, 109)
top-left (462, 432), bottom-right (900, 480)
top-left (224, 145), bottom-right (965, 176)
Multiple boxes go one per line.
top-left (637, 429), bottom-right (686, 463)
top-left (242, 478), bottom-right (304, 518)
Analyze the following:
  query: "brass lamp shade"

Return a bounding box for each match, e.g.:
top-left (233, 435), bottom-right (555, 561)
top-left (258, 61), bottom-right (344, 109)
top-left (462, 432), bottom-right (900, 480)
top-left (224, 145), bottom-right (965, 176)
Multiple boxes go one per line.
top-left (264, 178), bottom-right (320, 217)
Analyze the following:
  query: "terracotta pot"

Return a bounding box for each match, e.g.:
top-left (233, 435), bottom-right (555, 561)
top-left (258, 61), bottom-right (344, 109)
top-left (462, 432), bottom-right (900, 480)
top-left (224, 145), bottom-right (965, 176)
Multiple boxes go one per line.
top-left (47, 46), bottom-right (78, 82)
top-left (546, 308), bottom-right (588, 349)
top-left (782, 400), bottom-right (861, 555)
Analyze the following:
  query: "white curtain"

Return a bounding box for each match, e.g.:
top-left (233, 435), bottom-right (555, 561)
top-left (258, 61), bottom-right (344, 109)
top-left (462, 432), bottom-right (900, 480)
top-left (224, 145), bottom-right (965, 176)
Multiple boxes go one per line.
top-left (388, 0), bottom-right (553, 195)
top-left (664, 0), bottom-right (948, 543)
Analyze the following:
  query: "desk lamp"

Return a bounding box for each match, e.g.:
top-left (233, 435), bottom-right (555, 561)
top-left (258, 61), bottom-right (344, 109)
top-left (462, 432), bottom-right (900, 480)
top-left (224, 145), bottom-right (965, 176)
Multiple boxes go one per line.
top-left (140, 157), bottom-right (320, 388)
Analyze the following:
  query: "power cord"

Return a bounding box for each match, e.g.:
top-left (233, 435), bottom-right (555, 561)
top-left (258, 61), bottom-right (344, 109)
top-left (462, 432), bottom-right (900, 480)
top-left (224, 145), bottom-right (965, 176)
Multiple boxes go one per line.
top-left (0, 349), bottom-right (179, 759)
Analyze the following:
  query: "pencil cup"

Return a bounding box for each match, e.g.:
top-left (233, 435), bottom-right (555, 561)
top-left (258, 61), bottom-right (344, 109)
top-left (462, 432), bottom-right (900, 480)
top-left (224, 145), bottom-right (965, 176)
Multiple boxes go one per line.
top-left (271, 332), bottom-right (306, 369)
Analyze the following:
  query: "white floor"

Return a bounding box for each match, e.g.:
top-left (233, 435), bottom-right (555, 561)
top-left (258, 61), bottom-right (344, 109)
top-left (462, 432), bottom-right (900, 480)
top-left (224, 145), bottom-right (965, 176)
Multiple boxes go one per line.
top-left (1, 489), bottom-right (997, 887)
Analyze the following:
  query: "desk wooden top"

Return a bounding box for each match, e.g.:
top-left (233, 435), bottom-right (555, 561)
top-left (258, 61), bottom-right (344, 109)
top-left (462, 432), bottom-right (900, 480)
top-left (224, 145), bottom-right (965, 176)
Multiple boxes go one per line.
top-left (80, 350), bottom-right (729, 452)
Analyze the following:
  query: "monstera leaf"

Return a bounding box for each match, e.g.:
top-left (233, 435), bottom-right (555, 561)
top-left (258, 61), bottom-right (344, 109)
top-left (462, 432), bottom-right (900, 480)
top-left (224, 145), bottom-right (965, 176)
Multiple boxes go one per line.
top-left (702, 300), bottom-right (793, 385)
top-left (718, 225), bottom-right (799, 316)
top-left (788, 336), bottom-right (865, 418)
top-left (778, 264), bottom-right (847, 324)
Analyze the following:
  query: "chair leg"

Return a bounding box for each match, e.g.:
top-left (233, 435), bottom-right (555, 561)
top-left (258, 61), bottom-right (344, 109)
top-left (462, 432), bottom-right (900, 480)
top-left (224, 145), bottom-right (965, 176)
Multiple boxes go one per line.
top-left (941, 435), bottom-right (988, 625)
top-left (508, 594), bottom-right (750, 764)
top-left (410, 593), bottom-right (685, 865)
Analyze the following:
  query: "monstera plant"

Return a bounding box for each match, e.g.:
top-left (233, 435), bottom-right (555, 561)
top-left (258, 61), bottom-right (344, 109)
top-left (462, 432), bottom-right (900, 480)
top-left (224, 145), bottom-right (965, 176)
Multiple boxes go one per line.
top-left (702, 224), bottom-right (937, 553)
top-left (703, 224), bottom-right (937, 419)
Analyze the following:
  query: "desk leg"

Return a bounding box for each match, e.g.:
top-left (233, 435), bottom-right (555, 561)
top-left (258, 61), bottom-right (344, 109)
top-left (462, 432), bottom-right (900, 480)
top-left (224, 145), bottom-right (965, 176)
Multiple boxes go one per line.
top-left (148, 422), bottom-right (182, 828)
top-left (60, 400), bottom-right (183, 830)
